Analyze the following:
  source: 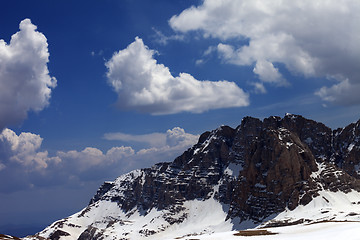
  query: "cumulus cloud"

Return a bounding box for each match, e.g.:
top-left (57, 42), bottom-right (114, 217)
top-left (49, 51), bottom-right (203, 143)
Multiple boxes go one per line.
top-left (165, 127), bottom-right (198, 147)
top-left (315, 79), bottom-right (360, 105)
top-left (0, 127), bottom-right (199, 192)
top-left (105, 37), bottom-right (249, 114)
top-left (0, 19), bottom-right (57, 130)
top-left (102, 127), bottom-right (199, 170)
top-left (80, 128), bottom-right (198, 169)
top-left (130, 128), bottom-right (199, 167)
top-left (170, 0), bottom-right (360, 104)
top-left (0, 128), bottom-right (60, 171)
top-left (253, 60), bottom-right (288, 86)
top-left (0, 129), bottom-right (136, 192)
top-left (57, 146), bottom-right (135, 172)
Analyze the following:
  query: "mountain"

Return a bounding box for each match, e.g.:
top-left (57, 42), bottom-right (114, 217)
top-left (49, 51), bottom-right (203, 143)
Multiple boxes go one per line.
top-left (19, 114), bottom-right (360, 240)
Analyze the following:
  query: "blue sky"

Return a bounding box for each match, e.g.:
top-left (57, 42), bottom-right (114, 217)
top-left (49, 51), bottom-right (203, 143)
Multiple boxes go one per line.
top-left (1, 0), bottom-right (360, 236)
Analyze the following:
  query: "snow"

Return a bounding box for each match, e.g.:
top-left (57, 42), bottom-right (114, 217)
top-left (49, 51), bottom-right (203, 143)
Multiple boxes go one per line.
top-left (348, 143), bottom-right (355, 152)
top-left (33, 186), bottom-right (360, 240)
top-left (36, 197), bottom-right (233, 240)
top-left (30, 221), bottom-right (360, 240)
top-left (193, 147), bottom-right (200, 155)
top-left (113, 169), bottom-right (143, 186)
top-left (160, 190), bottom-right (360, 240)
top-left (285, 113), bottom-right (295, 117)
top-left (266, 190), bottom-right (360, 225)
top-left (163, 222), bottom-right (360, 240)
top-left (276, 128), bottom-right (295, 149)
top-left (200, 134), bottom-right (216, 152)
top-left (151, 198), bottom-right (232, 239)
top-left (38, 200), bottom-right (126, 239)
top-left (310, 162), bottom-right (326, 179)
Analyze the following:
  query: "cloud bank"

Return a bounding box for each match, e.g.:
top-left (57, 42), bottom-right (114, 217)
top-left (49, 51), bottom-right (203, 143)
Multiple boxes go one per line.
top-left (105, 37), bottom-right (249, 114)
top-left (0, 129), bottom-right (60, 171)
top-left (104, 127), bottom-right (198, 148)
top-left (103, 132), bottom-right (166, 148)
top-left (169, 0), bottom-right (360, 104)
top-left (0, 127), bottom-right (198, 192)
top-left (0, 19), bottom-right (57, 130)
top-left (59, 127), bottom-right (198, 173)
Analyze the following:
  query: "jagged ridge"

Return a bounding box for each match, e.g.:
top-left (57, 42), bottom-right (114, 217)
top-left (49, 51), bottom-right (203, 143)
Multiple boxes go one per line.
top-left (27, 114), bottom-right (360, 240)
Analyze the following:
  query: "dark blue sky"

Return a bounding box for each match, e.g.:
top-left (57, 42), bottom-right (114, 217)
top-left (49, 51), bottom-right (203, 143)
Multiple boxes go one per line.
top-left (1, 0), bottom-right (359, 236)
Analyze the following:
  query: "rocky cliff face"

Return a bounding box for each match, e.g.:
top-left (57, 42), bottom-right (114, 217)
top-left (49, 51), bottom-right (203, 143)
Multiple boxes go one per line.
top-left (27, 114), bottom-right (360, 240)
top-left (332, 120), bottom-right (360, 178)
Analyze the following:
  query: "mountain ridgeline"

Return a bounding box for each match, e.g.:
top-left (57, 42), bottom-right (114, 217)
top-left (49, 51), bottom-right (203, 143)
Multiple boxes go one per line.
top-left (25, 114), bottom-right (360, 240)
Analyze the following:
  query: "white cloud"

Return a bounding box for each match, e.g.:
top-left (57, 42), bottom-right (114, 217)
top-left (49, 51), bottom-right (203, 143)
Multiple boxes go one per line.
top-left (103, 132), bottom-right (166, 147)
top-left (105, 37), bottom-right (249, 114)
top-left (120, 127), bottom-right (199, 170)
top-left (104, 127), bottom-right (198, 148)
top-left (0, 19), bottom-right (57, 130)
top-left (53, 127), bottom-right (198, 173)
top-left (0, 128), bottom-right (60, 171)
top-left (170, 0), bottom-right (360, 104)
top-left (44, 127), bottom-right (198, 183)
top-left (0, 127), bottom-right (199, 191)
top-left (0, 127), bottom-right (197, 176)
top-left (152, 27), bottom-right (184, 45)
top-left (253, 60), bottom-right (287, 86)
top-left (165, 127), bottom-right (198, 147)
top-left (250, 82), bottom-right (267, 94)
top-left (57, 146), bottom-right (135, 171)
top-left (315, 79), bottom-right (360, 105)
top-left (101, 127), bottom-right (199, 170)
top-left (106, 146), bottom-right (136, 163)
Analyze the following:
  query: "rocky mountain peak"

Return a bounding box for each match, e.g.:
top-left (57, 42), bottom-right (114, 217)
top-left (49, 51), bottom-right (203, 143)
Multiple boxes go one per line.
top-left (26, 114), bottom-right (360, 240)
top-left (86, 114), bottom-right (360, 222)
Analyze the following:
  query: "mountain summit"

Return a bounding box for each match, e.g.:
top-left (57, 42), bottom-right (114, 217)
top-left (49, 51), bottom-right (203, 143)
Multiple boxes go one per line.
top-left (22, 114), bottom-right (360, 240)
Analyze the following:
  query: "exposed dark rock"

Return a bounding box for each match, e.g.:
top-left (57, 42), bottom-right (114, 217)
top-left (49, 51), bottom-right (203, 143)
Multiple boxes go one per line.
top-left (77, 226), bottom-right (103, 240)
top-left (227, 125), bottom-right (319, 222)
top-left (332, 119), bottom-right (360, 178)
top-left (90, 181), bottom-right (115, 205)
top-left (0, 234), bottom-right (21, 240)
top-left (48, 230), bottom-right (70, 240)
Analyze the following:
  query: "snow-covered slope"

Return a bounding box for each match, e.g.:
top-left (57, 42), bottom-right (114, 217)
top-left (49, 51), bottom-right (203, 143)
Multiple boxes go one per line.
top-left (35, 197), bottom-right (233, 240)
top-left (262, 190), bottom-right (360, 227)
top-left (169, 190), bottom-right (360, 240)
top-left (24, 189), bottom-right (360, 240)
top-left (177, 222), bottom-right (360, 240)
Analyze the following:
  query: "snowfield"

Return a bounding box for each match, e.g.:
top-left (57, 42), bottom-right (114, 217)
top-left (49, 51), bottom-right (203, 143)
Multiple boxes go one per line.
top-left (28, 189), bottom-right (360, 240)
top-left (168, 222), bottom-right (360, 240)
top-left (163, 190), bottom-right (360, 240)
